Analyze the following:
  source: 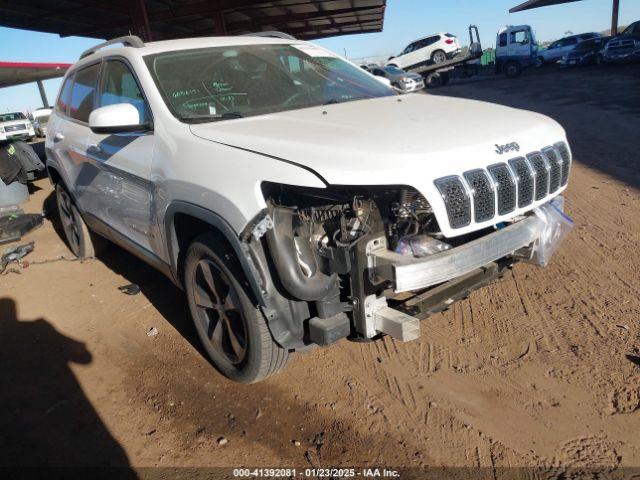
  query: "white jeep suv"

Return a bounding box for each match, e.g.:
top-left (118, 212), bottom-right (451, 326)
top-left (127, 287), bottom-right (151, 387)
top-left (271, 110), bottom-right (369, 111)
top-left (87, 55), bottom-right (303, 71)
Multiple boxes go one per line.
top-left (387, 32), bottom-right (461, 70)
top-left (47, 34), bottom-right (573, 383)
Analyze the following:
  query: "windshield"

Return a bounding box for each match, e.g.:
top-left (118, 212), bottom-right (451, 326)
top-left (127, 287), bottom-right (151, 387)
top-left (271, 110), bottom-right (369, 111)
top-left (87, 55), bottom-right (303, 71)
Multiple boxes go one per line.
top-left (384, 66), bottom-right (405, 75)
top-left (575, 39), bottom-right (599, 51)
top-left (145, 43), bottom-right (395, 122)
top-left (0, 112), bottom-right (26, 122)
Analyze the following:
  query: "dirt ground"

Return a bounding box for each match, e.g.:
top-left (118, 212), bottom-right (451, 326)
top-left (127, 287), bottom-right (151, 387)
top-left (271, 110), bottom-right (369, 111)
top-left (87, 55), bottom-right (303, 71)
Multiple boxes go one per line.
top-left (1, 64), bottom-right (639, 478)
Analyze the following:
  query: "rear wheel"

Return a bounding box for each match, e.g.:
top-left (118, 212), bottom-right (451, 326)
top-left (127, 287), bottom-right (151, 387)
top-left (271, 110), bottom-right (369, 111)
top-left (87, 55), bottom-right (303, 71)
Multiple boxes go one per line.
top-left (184, 234), bottom-right (290, 383)
top-left (431, 49), bottom-right (447, 64)
top-left (55, 184), bottom-right (96, 259)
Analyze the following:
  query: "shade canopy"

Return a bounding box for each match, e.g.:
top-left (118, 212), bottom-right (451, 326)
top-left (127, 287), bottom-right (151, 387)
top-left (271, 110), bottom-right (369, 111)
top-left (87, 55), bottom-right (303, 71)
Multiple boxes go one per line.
top-left (510, 0), bottom-right (583, 12)
top-left (0, 0), bottom-right (387, 41)
top-left (0, 62), bottom-right (71, 89)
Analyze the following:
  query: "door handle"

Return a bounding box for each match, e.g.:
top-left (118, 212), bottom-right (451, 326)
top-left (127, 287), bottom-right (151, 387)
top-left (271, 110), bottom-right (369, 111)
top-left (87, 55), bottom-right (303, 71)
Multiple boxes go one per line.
top-left (53, 132), bottom-right (65, 142)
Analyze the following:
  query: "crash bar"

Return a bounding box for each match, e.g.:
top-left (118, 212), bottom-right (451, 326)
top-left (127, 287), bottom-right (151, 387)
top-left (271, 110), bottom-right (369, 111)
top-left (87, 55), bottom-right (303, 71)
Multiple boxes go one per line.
top-left (370, 215), bottom-right (546, 293)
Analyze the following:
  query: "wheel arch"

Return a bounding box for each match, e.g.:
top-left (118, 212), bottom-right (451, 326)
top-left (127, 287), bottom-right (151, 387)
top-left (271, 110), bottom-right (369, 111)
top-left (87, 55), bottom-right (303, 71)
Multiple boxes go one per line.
top-left (165, 201), bottom-right (266, 306)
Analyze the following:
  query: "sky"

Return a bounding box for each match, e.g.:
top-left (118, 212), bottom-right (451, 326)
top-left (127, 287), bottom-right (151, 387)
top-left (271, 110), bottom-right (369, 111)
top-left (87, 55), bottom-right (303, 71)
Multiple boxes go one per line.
top-left (0, 0), bottom-right (639, 112)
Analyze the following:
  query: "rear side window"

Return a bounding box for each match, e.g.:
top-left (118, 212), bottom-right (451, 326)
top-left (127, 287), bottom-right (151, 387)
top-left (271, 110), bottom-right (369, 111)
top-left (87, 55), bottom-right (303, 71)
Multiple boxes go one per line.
top-left (69, 63), bottom-right (100, 123)
top-left (56, 75), bottom-right (74, 114)
top-left (402, 42), bottom-right (417, 54)
top-left (98, 60), bottom-right (149, 123)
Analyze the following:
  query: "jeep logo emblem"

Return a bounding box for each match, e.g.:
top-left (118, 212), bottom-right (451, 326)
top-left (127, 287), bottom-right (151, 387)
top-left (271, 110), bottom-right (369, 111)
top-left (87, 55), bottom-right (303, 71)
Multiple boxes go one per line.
top-left (495, 142), bottom-right (520, 155)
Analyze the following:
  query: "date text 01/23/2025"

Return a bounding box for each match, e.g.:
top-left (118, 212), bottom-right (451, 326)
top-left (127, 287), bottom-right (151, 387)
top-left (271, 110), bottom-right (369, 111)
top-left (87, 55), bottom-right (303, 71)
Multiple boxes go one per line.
top-left (233, 468), bottom-right (401, 478)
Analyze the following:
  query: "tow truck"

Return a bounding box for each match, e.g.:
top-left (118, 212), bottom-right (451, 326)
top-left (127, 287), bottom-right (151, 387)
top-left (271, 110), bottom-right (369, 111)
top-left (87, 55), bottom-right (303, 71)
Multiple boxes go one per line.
top-left (405, 25), bottom-right (539, 87)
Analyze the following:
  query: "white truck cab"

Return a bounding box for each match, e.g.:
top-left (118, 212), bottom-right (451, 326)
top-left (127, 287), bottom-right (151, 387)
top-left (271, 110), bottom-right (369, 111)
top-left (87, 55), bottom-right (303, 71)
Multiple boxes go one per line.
top-left (495, 25), bottom-right (538, 77)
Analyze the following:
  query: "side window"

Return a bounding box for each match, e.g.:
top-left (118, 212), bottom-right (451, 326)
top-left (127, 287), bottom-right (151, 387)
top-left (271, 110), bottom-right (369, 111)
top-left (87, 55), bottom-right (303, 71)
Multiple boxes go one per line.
top-left (510, 30), bottom-right (528, 44)
top-left (564, 38), bottom-right (578, 46)
top-left (499, 33), bottom-right (508, 47)
top-left (372, 68), bottom-right (384, 76)
top-left (99, 60), bottom-right (149, 123)
top-left (56, 74), bottom-right (74, 114)
top-left (69, 63), bottom-right (100, 123)
top-left (430, 35), bottom-right (441, 46)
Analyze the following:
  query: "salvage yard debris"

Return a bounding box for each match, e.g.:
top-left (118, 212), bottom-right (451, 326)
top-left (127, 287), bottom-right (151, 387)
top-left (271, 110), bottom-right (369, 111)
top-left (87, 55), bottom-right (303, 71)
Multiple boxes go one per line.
top-left (0, 240), bottom-right (33, 274)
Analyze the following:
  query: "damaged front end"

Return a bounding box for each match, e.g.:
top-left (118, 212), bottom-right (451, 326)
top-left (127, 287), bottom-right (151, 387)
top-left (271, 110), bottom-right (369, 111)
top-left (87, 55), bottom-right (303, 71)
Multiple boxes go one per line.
top-left (248, 183), bottom-right (572, 350)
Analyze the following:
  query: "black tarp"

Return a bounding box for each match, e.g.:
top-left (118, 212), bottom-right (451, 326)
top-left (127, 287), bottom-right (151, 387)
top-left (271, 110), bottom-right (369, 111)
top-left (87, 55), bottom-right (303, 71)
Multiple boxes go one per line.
top-left (0, 142), bottom-right (27, 186)
top-left (0, 141), bottom-right (44, 185)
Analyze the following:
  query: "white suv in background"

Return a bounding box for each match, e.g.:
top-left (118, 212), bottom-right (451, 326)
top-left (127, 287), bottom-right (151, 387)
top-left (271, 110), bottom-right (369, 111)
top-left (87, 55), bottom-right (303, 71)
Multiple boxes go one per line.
top-left (387, 32), bottom-right (460, 70)
top-left (47, 34), bottom-right (572, 384)
top-left (0, 111), bottom-right (35, 142)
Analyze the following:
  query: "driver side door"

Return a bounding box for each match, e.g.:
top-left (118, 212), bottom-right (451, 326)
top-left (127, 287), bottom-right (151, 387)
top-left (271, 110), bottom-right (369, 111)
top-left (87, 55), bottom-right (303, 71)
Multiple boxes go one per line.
top-left (85, 58), bottom-right (156, 252)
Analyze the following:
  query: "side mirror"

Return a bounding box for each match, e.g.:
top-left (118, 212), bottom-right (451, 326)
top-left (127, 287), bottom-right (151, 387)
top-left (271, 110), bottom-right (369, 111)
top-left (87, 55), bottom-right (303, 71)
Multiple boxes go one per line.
top-left (89, 103), bottom-right (150, 134)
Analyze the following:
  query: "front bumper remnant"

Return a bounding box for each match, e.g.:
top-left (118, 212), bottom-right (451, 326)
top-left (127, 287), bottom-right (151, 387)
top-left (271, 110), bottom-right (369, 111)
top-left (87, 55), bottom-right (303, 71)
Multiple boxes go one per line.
top-left (368, 214), bottom-right (546, 293)
top-left (362, 198), bottom-right (572, 342)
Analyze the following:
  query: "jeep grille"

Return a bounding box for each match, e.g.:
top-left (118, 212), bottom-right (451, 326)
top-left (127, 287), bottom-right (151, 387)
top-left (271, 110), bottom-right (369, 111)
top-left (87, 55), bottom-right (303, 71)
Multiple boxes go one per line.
top-left (434, 142), bottom-right (571, 230)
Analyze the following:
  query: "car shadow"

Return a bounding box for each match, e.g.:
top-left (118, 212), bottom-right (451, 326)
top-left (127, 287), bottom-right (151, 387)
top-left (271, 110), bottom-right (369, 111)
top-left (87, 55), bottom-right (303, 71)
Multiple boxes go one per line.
top-left (0, 298), bottom-right (137, 475)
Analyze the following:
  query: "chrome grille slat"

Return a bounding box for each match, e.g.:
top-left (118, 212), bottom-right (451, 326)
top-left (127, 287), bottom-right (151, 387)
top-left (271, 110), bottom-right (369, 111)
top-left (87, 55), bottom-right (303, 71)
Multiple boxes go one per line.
top-left (527, 152), bottom-right (550, 200)
top-left (555, 142), bottom-right (571, 186)
top-left (434, 176), bottom-right (471, 229)
top-left (463, 169), bottom-right (495, 222)
top-left (487, 163), bottom-right (516, 215)
top-left (508, 157), bottom-right (534, 208)
top-left (543, 147), bottom-right (562, 193)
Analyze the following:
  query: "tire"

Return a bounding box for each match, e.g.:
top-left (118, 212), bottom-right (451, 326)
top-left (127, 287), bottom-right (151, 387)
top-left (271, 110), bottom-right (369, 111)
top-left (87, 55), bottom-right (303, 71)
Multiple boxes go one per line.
top-left (431, 49), bottom-right (447, 64)
top-left (424, 72), bottom-right (444, 88)
top-left (184, 234), bottom-right (290, 383)
top-left (504, 61), bottom-right (522, 78)
top-left (55, 184), bottom-right (96, 259)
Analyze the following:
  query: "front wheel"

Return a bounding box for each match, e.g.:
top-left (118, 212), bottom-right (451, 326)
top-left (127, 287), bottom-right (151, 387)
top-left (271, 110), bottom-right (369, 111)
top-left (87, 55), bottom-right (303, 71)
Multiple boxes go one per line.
top-left (504, 61), bottom-right (523, 78)
top-left (184, 234), bottom-right (290, 383)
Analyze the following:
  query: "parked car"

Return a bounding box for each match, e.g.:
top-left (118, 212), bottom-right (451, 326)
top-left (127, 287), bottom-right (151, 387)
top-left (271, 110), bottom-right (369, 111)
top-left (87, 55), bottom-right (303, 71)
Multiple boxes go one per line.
top-left (0, 112), bottom-right (35, 142)
top-left (47, 34), bottom-right (573, 384)
top-left (603, 21), bottom-right (640, 63)
top-left (360, 65), bottom-right (394, 88)
top-left (538, 33), bottom-right (601, 64)
top-left (31, 107), bottom-right (53, 138)
top-left (387, 33), bottom-right (461, 70)
top-left (560, 36), bottom-right (610, 67)
top-left (369, 65), bottom-right (425, 93)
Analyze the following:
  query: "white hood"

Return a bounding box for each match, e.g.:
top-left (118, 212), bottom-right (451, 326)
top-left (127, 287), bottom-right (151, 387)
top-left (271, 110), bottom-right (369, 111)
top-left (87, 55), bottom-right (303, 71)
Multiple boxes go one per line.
top-left (190, 94), bottom-right (565, 186)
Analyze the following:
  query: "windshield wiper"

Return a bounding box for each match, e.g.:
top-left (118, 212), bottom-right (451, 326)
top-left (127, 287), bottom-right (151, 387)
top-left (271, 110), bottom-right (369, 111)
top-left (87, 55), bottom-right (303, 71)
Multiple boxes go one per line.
top-left (179, 111), bottom-right (244, 123)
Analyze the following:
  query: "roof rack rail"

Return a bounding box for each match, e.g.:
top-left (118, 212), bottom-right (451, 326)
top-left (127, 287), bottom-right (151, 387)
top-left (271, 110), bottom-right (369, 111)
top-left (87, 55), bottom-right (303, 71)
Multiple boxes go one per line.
top-left (240, 31), bottom-right (296, 40)
top-left (80, 35), bottom-right (145, 60)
